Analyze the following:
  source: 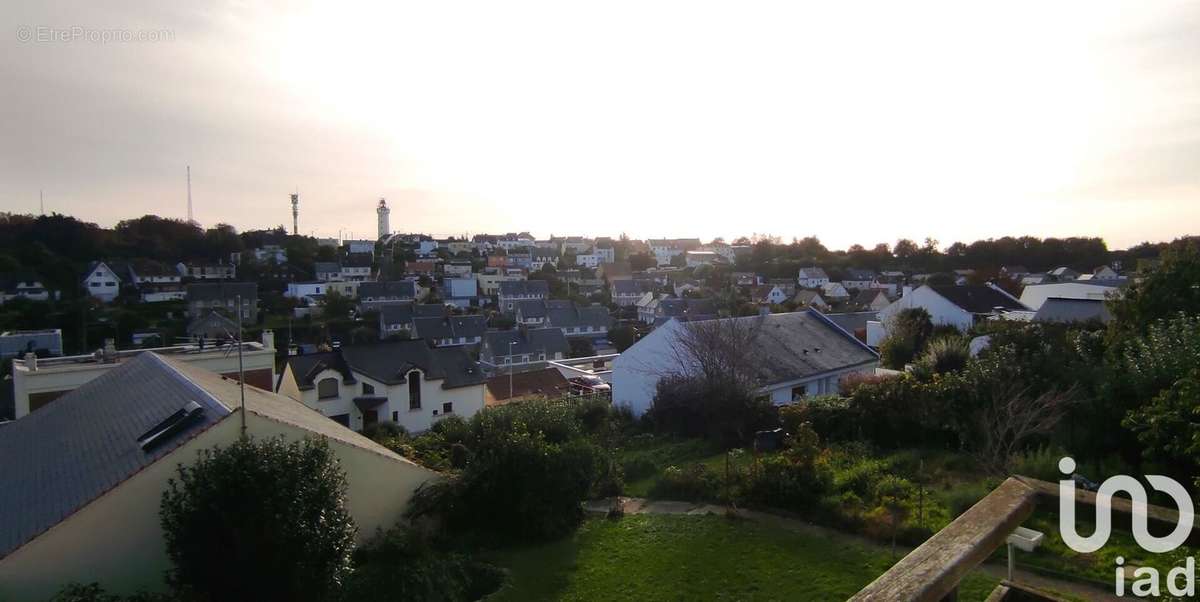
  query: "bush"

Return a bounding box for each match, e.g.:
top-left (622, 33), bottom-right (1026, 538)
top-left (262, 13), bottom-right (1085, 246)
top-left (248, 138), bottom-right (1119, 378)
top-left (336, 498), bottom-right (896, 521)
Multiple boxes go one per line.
top-left (649, 464), bottom-right (721, 501)
top-left (647, 375), bottom-right (777, 446)
top-left (780, 396), bottom-right (854, 442)
top-left (362, 421), bottom-right (408, 442)
top-left (339, 525), bottom-right (504, 602)
top-left (1010, 445), bottom-right (1069, 481)
top-left (160, 436), bottom-right (356, 602)
top-left (49, 584), bottom-right (175, 602)
top-left (913, 336), bottom-right (970, 377)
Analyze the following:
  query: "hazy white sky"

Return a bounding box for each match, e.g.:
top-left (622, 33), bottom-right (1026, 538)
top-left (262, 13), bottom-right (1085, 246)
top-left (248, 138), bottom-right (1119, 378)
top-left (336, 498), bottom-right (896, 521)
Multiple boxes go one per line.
top-left (2, 1), bottom-right (1199, 249)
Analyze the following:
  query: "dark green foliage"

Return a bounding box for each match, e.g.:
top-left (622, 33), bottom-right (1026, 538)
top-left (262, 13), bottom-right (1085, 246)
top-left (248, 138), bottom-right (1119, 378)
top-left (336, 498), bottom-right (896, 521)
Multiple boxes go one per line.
top-left (879, 308), bottom-right (933, 369)
top-left (49, 583), bottom-right (177, 602)
top-left (912, 336), bottom-right (969, 377)
top-left (568, 337), bottom-right (597, 358)
top-left (1108, 238), bottom-right (1200, 336)
top-left (646, 375), bottom-right (777, 446)
top-left (160, 436), bottom-right (356, 602)
top-left (1124, 368), bottom-right (1200, 481)
top-left (649, 464), bottom-right (722, 501)
top-left (608, 325), bottom-right (637, 352)
top-left (405, 399), bottom-right (616, 544)
top-left (339, 526), bottom-right (504, 602)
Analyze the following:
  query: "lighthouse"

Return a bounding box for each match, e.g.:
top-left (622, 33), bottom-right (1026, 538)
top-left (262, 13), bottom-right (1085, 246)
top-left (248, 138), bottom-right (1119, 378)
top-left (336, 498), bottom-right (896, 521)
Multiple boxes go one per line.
top-left (376, 198), bottom-right (390, 240)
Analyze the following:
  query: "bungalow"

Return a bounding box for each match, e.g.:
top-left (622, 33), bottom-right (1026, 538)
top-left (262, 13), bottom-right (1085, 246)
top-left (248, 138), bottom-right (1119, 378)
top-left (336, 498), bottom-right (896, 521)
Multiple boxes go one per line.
top-left (797, 267), bottom-right (830, 289)
top-left (1033, 298), bottom-right (1113, 324)
top-left (1018, 281), bottom-right (1122, 311)
top-left (821, 282), bottom-right (851, 301)
top-left (480, 328), bottom-right (570, 369)
top-left (498, 280), bottom-right (550, 312)
top-left (852, 288), bottom-right (891, 312)
top-left (278, 340), bottom-right (486, 433)
top-left (0, 352), bottom-right (435, 601)
top-left (612, 279), bottom-right (657, 307)
top-left (1090, 265), bottom-right (1120, 280)
top-left (411, 315), bottom-right (487, 347)
top-left (612, 310), bottom-right (880, 416)
top-left (794, 290), bottom-right (830, 311)
top-left (0, 273), bottom-right (51, 305)
top-left (875, 284), bottom-right (1027, 339)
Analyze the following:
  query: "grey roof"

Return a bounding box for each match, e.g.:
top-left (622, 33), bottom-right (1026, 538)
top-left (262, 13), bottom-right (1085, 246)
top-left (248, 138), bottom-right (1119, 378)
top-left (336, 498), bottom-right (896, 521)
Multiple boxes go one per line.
top-left (658, 298), bottom-right (716, 318)
top-left (845, 268), bottom-right (876, 280)
top-left (378, 302), bottom-right (446, 327)
top-left (799, 267), bottom-right (829, 279)
top-left (498, 280), bottom-right (549, 296)
top-left (1033, 298), bottom-right (1112, 324)
top-left (852, 288), bottom-right (889, 306)
top-left (675, 311), bottom-right (878, 387)
top-left (185, 282), bottom-right (257, 303)
top-left (546, 304), bottom-right (612, 331)
top-left (186, 311), bottom-right (239, 337)
top-left (314, 261), bottom-right (341, 275)
top-left (515, 299), bottom-right (548, 319)
top-left (344, 253), bottom-right (374, 268)
top-left (483, 328), bottom-right (569, 358)
top-left (359, 281), bottom-right (417, 300)
top-left (930, 285), bottom-right (1026, 313)
top-left (824, 311), bottom-right (878, 336)
top-left (0, 272), bottom-right (46, 294)
top-left (285, 340), bottom-right (485, 390)
top-left (413, 315), bottom-right (487, 340)
top-left (613, 279), bottom-right (656, 296)
top-left (0, 353), bottom-right (232, 559)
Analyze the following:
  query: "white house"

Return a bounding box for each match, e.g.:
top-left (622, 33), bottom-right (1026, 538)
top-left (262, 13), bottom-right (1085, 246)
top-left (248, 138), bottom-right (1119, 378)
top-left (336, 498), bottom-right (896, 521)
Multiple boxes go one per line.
top-left (842, 269), bottom-right (877, 291)
top-left (611, 311), bottom-right (880, 416)
top-left (872, 284), bottom-right (1028, 344)
top-left (81, 261), bottom-right (122, 302)
top-left (0, 274), bottom-right (51, 305)
top-left (480, 328), bottom-right (570, 369)
top-left (754, 285), bottom-right (789, 305)
top-left (1091, 265), bottom-right (1120, 280)
top-left (0, 352), bottom-right (436, 601)
top-left (1018, 281), bottom-right (1122, 311)
top-left (278, 340), bottom-right (486, 434)
top-left (576, 252), bottom-right (604, 268)
top-left (685, 251), bottom-right (727, 267)
top-left (612, 279), bottom-right (657, 306)
top-left (797, 267), bottom-right (830, 289)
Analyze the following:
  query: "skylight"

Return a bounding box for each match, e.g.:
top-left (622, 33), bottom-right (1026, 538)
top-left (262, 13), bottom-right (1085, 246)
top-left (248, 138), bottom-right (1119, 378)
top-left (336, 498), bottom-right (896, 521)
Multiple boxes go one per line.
top-left (136, 400), bottom-right (204, 451)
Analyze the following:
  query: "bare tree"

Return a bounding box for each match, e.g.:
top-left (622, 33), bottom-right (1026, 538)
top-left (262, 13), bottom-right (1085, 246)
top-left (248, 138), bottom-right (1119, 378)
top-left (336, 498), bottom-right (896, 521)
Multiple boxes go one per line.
top-left (665, 316), bottom-right (765, 390)
top-left (975, 383), bottom-right (1077, 474)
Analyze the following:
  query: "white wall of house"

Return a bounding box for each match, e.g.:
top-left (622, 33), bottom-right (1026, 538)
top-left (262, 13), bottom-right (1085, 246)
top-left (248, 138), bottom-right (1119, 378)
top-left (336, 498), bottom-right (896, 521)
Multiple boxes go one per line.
top-left (877, 286), bottom-right (973, 333)
top-left (1018, 282), bottom-right (1119, 311)
top-left (83, 264), bottom-right (121, 302)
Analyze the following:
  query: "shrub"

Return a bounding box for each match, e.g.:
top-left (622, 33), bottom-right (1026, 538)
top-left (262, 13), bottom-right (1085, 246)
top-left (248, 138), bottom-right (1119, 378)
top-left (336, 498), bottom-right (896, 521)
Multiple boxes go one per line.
top-left (339, 525), bottom-right (504, 602)
top-left (742, 454), bottom-right (834, 511)
top-left (620, 456), bottom-right (659, 481)
top-left (647, 375), bottom-right (777, 446)
top-left (1010, 445), bottom-right (1069, 481)
top-left (160, 436), bottom-right (356, 602)
top-left (649, 465), bottom-right (721, 501)
top-left (432, 414), bottom-right (471, 445)
top-left (914, 336), bottom-right (970, 376)
top-left (49, 584), bottom-right (175, 602)
top-left (362, 421), bottom-right (408, 442)
top-left (780, 396), bottom-right (854, 442)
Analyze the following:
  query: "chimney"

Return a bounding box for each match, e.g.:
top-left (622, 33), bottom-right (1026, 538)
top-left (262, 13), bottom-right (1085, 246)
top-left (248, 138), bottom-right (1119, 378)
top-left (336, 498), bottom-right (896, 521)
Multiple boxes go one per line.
top-left (102, 339), bottom-right (117, 363)
top-left (24, 351), bottom-right (37, 371)
top-left (758, 303), bottom-right (771, 317)
top-left (261, 329), bottom-right (275, 351)
top-left (902, 285), bottom-right (912, 298)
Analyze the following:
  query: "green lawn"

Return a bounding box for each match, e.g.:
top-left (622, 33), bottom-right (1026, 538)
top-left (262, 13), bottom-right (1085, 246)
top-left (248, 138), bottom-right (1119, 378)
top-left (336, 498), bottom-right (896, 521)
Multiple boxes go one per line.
top-left (483, 514), bottom-right (998, 601)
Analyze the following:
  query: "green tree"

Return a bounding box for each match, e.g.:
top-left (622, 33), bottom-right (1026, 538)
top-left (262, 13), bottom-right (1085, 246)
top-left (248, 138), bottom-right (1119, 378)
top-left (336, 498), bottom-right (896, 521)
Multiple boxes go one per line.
top-left (609, 325), bottom-right (636, 352)
top-left (160, 436), bottom-right (356, 602)
top-left (1108, 238), bottom-right (1200, 336)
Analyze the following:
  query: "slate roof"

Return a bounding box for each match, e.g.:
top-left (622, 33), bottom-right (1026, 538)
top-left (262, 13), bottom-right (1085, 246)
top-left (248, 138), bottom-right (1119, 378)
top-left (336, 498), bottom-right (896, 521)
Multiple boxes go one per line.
top-left (0, 353), bottom-right (232, 559)
top-left (1033, 298), bottom-right (1112, 324)
top-left (929, 285), bottom-right (1026, 313)
top-left (498, 280), bottom-right (550, 296)
top-left (378, 302), bottom-right (446, 327)
top-left (852, 288), bottom-right (889, 307)
top-left (485, 368), bottom-right (570, 404)
top-left (314, 261), bottom-right (341, 275)
top-left (612, 279), bottom-right (656, 296)
top-left (798, 267), bottom-right (829, 280)
top-left (658, 298), bottom-right (716, 318)
top-left (674, 311), bottom-right (878, 387)
top-left (344, 253), bottom-right (374, 268)
top-left (359, 281), bottom-right (417, 300)
top-left (186, 310), bottom-right (239, 337)
top-left (547, 304), bottom-right (612, 331)
top-left (185, 282), bottom-right (257, 303)
top-left (795, 290), bottom-right (827, 306)
top-left (482, 328), bottom-right (569, 358)
top-left (0, 272), bottom-right (45, 294)
top-left (285, 340), bottom-right (485, 390)
top-left (823, 311), bottom-right (878, 338)
top-left (515, 299), bottom-right (548, 319)
top-left (413, 315), bottom-right (487, 340)
top-left (845, 269), bottom-right (876, 281)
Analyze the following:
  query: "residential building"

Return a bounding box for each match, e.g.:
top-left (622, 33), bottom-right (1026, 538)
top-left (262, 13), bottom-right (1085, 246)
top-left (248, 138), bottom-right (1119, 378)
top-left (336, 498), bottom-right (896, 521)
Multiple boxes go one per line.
top-left (636, 292), bottom-right (666, 324)
top-left (345, 239), bottom-right (376, 256)
top-left (442, 277), bottom-right (478, 308)
top-left (10, 331), bottom-right (275, 419)
top-left (575, 252), bottom-right (604, 268)
top-left (514, 298), bottom-right (554, 327)
top-left (797, 267), bottom-right (830, 288)
top-left (794, 290), bottom-right (830, 311)
top-left (477, 267), bottom-right (525, 295)
top-left (231, 245), bottom-right (287, 265)
top-left (1033, 298), bottom-right (1113, 324)
top-left (875, 284), bottom-right (1027, 340)
top-left (821, 282), bottom-right (851, 300)
top-left (176, 262), bottom-right (236, 281)
top-left (598, 261), bottom-right (632, 282)
top-left (592, 243), bottom-right (615, 264)
top-left (1000, 265), bottom-right (1030, 279)
top-left (648, 238), bottom-right (701, 266)
top-left (0, 329), bottom-right (63, 360)
top-left (545, 302), bottom-right (611, 338)
top-left (612, 279), bottom-right (657, 306)
top-left (732, 272), bottom-right (761, 288)
top-left (484, 368), bottom-right (571, 406)
top-left (81, 261), bottom-right (122, 302)
top-left (316, 237), bottom-right (340, 248)
top-left (673, 280), bottom-right (703, 297)
top-left (1049, 266), bottom-right (1080, 281)
top-left (340, 253), bottom-right (374, 281)
top-left (0, 273), bottom-right (51, 304)
top-left (412, 315), bottom-right (487, 347)
top-left (824, 311), bottom-right (878, 344)
top-left (753, 285), bottom-right (790, 305)
top-left (444, 260), bottom-right (473, 278)
top-left (1018, 281), bottom-right (1122, 311)
top-left (498, 279), bottom-right (550, 312)
top-left (1090, 265), bottom-right (1120, 280)
top-left (186, 282), bottom-right (258, 322)
top-left (842, 269), bottom-right (877, 290)
top-left (558, 236), bottom-right (593, 255)
top-left (612, 310), bottom-right (879, 416)
top-left (851, 288), bottom-right (891, 312)
top-left (653, 297), bottom-right (717, 326)
top-left (480, 328), bottom-right (570, 370)
top-left (0, 352), bottom-right (435, 602)
top-left (405, 260), bottom-right (437, 276)
top-left (358, 281), bottom-right (417, 311)
top-left (416, 240), bottom-right (439, 256)
top-left (278, 340), bottom-right (487, 433)
top-left (377, 302), bottom-right (446, 338)
top-left (315, 261), bottom-right (342, 282)
top-left (685, 250), bottom-right (727, 267)
top-left (121, 261), bottom-right (185, 302)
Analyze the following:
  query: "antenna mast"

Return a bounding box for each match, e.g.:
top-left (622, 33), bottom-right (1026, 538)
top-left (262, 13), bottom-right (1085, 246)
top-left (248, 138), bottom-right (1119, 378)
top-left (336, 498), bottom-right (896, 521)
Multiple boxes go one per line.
top-left (236, 294), bottom-right (247, 437)
top-left (290, 192), bottom-right (299, 235)
top-left (39, 190), bottom-right (44, 215)
top-left (186, 166), bottom-right (194, 223)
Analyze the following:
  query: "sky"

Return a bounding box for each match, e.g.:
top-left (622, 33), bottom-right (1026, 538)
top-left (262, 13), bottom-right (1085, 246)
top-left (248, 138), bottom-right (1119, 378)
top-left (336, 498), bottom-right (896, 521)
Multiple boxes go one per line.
top-left (2, 1), bottom-right (1199, 250)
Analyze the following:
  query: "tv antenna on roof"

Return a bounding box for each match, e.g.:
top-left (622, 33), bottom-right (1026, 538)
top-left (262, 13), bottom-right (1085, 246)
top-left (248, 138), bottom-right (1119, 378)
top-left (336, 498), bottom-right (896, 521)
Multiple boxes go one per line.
top-left (186, 166), bottom-right (194, 224)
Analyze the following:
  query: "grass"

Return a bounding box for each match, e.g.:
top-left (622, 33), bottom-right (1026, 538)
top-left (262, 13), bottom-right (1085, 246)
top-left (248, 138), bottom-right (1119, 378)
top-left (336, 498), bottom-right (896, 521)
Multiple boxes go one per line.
top-left (483, 514), bottom-right (999, 601)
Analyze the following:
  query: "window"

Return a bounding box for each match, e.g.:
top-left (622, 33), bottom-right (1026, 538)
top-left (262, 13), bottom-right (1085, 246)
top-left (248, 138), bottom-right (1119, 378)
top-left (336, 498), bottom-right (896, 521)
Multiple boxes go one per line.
top-left (329, 413), bottom-right (350, 427)
top-left (317, 377), bottom-right (339, 399)
top-left (362, 382), bottom-right (375, 395)
top-left (392, 411), bottom-right (398, 422)
top-left (408, 370), bottom-right (422, 410)
top-left (791, 385), bottom-right (807, 402)
top-left (442, 402), bottom-right (454, 414)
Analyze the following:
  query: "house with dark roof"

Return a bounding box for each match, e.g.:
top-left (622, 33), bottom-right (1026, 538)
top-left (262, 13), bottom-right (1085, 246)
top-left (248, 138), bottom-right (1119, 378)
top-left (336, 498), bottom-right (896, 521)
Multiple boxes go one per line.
top-left (314, 261), bottom-right (342, 282)
top-left (480, 327), bottom-right (570, 370)
top-left (612, 310), bottom-right (880, 416)
top-left (797, 267), bottom-right (830, 288)
top-left (877, 284), bottom-right (1028, 334)
top-left (278, 340), bottom-right (486, 433)
top-left (794, 289), bottom-right (830, 311)
top-left (1032, 297), bottom-right (1112, 324)
top-left (358, 280), bottom-right (418, 311)
top-left (81, 261), bottom-right (125, 302)
top-left (655, 297), bottom-right (717, 325)
top-left (498, 279), bottom-right (550, 312)
top-left (412, 315), bottom-right (487, 347)
top-left (0, 273), bottom-right (51, 305)
top-left (851, 288), bottom-right (891, 312)
top-left (377, 302), bottom-right (447, 338)
top-left (484, 367), bottom-right (571, 406)
top-left (0, 352), bottom-right (435, 601)
top-left (185, 282), bottom-right (258, 322)
top-left (842, 269), bottom-right (877, 290)
top-left (546, 303), bottom-right (611, 338)
top-left (612, 279), bottom-right (657, 306)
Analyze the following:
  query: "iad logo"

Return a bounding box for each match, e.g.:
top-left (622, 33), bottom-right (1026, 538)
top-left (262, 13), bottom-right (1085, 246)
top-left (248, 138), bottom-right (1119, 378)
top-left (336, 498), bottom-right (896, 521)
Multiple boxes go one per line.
top-left (1057, 457), bottom-right (1194, 554)
top-left (1057, 457), bottom-right (1198, 597)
